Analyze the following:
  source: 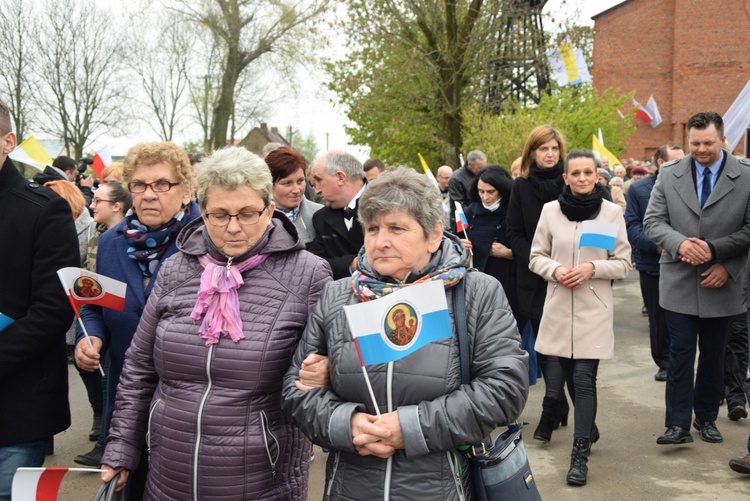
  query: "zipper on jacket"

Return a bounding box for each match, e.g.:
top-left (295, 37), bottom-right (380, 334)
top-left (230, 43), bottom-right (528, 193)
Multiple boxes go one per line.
top-left (260, 410), bottom-right (280, 482)
top-left (325, 451), bottom-right (340, 498)
top-left (588, 285), bottom-right (608, 308)
top-left (193, 343), bottom-right (214, 501)
top-left (383, 362), bottom-right (395, 501)
top-left (225, 256), bottom-right (233, 277)
top-left (571, 222), bottom-right (578, 357)
top-left (146, 398), bottom-right (162, 467)
top-left (447, 451), bottom-right (466, 500)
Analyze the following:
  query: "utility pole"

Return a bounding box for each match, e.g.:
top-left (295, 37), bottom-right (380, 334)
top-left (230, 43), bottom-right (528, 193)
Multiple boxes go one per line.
top-left (325, 132), bottom-right (330, 151)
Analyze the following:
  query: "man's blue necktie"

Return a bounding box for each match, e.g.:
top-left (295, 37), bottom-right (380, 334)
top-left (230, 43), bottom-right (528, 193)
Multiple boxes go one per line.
top-left (700, 168), bottom-right (712, 208)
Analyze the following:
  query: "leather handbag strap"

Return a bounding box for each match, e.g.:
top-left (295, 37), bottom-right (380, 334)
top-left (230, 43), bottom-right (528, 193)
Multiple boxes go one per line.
top-left (452, 276), bottom-right (471, 385)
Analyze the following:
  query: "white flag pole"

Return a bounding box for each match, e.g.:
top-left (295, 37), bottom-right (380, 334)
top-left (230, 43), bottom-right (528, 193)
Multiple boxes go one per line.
top-left (76, 315), bottom-right (105, 376)
top-left (360, 365), bottom-right (382, 419)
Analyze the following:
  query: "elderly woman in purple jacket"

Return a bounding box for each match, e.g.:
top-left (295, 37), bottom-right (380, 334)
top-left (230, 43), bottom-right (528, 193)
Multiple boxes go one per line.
top-left (100, 146), bottom-right (332, 500)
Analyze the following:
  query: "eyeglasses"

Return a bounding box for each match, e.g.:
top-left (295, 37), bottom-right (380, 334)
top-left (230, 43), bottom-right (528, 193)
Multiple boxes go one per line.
top-left (204, 206), bottom-right (268, 227)
top-left (91, 198), bottom-right (114, 206)
top-left (127, 180), bottom-right (181, 193)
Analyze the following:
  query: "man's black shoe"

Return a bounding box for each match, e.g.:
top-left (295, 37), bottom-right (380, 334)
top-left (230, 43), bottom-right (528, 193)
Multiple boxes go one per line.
top-left (656, 426), bottom-right (692, 444)
top-left (692, 419), bottom-right (723, 443)
top-left (654, 369), bottom-right (667, 381)
top-left (74, 444), bottom-right (104, 467)
top-left (728, 406), bottom-right (748, 421)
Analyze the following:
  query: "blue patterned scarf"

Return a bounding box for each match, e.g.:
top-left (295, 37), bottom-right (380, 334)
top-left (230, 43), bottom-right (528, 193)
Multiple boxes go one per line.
top-left (123, 204), bottom-right (192, 277)
top-left (352, 267), bottom-right (466, 302)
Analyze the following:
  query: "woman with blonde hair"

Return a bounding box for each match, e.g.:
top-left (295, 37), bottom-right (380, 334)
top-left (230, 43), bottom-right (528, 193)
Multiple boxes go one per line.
top-left (74, 142), bottom-right (201, 493)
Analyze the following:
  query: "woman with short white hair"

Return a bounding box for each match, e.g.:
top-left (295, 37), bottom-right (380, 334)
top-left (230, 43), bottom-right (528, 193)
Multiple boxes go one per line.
top-left (99, 146), bottom-right (332, 499)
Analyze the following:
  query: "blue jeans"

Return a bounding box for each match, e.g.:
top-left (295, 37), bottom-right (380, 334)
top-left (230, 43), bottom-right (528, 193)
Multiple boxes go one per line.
top-left (0, 438), bottom-right (48, 501)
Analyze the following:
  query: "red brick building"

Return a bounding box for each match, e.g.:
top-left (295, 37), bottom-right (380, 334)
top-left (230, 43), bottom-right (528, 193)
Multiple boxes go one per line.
top-left (592, 0), bottom-right (750, 160)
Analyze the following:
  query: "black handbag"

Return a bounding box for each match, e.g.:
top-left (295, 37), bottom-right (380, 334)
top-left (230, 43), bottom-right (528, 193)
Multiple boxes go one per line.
top-left (452, 276), bottom-right (542, 501)
top-left (93, 472), bottom-right (124, 501)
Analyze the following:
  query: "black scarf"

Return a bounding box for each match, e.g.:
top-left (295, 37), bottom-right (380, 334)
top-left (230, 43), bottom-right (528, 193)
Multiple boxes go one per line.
top-left (528, 161), bottom-right (565, 203)
top-left (558, 184), bottom-right (605, 222)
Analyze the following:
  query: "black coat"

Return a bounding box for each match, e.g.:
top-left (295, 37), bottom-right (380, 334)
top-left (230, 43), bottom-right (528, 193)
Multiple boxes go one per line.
top-left (0, 157), bottom-right (80, 446)
top-left (464, 201), bottom-right (523, 326)
top-left (505, 175), bottom-right (564, 320)
top-left (308, 206), bottom-right (365, 280)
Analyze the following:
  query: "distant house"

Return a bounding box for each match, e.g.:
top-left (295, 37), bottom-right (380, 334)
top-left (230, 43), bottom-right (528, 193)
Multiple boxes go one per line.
top-left (239, 123), bottom-right (290, 155)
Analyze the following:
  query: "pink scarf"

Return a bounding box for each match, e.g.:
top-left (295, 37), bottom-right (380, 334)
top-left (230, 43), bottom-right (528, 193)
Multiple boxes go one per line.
top-left (190, 253), bottom-right (268, 346)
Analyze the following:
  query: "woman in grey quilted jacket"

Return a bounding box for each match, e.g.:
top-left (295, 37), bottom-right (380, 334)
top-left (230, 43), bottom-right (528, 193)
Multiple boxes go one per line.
top-left (283, 167), bottom-right (530, 500)
top-left (99, 147), bottom-right (332, 500)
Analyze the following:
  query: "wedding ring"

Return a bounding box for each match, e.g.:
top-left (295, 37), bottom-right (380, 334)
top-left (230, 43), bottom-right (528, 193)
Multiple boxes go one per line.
top-left (578, 280), bottom-right (582, 285)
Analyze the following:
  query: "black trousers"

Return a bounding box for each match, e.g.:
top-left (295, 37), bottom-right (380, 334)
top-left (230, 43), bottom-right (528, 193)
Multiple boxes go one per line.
top-left (664, 311), bottom-right (732, 428)
top-left (531, 318), bottom-right (575, 404)
top-left (559, 358), bottom-right (600, 439)
top-left (639, 271), bottom-right (670, 370)
top-left (725, 313), bottom-right (749, 409)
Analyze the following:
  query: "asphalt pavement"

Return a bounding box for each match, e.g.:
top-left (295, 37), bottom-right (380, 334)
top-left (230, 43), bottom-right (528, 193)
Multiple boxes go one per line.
top-left (44, 271), bottom-right (750, 500)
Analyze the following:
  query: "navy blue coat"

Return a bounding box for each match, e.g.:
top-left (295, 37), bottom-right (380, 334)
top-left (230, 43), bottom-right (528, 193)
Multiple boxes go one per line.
top-left (464, 201), bottom-right (523, 325)
top-left (625, 174), bottom-right (660, 272)
top-left (77, 201), bottom-right (201, 436)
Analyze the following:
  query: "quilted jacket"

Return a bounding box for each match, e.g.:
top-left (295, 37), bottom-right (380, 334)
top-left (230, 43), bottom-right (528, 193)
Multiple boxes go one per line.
top-left (102, 213), bottom-right (332, 500)
top-left (282, 232), bottom-right (529, 500)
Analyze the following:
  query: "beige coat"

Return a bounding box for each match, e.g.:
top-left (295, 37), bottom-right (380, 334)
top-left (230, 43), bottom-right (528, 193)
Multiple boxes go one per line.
top-left (529, 200), bottom-right (632, 359)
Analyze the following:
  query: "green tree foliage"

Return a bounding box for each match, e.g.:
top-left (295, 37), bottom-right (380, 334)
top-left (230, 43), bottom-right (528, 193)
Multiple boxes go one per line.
top-left (328, 0), bottom-right (508, 168)
top-left (464, 84), bottom-right (635, 168)
top-left (290, 129), bottom-right (320, 163)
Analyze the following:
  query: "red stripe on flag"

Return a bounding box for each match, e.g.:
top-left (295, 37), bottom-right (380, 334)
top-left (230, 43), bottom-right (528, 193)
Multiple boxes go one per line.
top-left (66, 294), bottom-right (81, 318)
top-left (70, 291), bottom-right (126, 312)
top-left (92, 155), bottom-right (106, 181)
top-left (634, 108), bottom-right (652, 124)
top-left (353, 338), bottom-right (365, 367)
top-left (36, 468), bottom-right (68, 501)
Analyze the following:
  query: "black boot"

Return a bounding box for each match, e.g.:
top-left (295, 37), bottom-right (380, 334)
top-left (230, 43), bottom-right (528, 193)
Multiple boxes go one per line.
top-left (554, 396), bottom-right (570, 429)
top-left (74, 443), bottom-right (104, 467)
top-left (534, 396), bottom-right (559, 442)
top-left (89, 412), bottom-right (103, 442)
top-left (566, 438), bottom-right (591, 486)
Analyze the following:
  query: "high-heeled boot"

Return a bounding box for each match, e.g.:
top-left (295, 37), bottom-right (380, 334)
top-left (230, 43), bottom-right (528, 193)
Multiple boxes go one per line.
top-left (554, 395), bottom-right (570, 429)
top-left (566, 438), bottom-right (591, 486)
top-left (534, 396), bottom-right (559, 442)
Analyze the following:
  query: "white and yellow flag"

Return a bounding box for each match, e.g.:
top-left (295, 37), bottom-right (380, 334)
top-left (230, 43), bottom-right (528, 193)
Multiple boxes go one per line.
top-left (546, 38), bottom-right (592, 87)
top-left (8, 135), bottom-right (53, 169)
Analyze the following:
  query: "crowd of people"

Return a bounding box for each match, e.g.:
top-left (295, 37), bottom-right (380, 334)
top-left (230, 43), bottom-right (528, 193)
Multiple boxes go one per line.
top-left (1, 94), bottom-right (750, 501)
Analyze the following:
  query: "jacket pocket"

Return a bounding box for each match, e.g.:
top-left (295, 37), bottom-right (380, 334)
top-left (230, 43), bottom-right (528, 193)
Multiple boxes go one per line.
top-left (146, 398), bottom-right (162, 467)
top-left (588, 285), bottom-right (607, 308)
top-left (260, 410), bottom-right (280, 482)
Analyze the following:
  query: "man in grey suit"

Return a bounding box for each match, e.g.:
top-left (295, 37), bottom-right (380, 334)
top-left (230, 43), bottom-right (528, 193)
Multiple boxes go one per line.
top-left (645, 111), bottom-right (750, 445)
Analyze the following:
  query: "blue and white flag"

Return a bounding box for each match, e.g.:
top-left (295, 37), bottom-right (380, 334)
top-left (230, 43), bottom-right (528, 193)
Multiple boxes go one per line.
top-left (0, 312), bottom-right (14, 332)
top-left (579, 220), bottom-right (619, 251)
top-left (344, 281), bottom-right (452, 366)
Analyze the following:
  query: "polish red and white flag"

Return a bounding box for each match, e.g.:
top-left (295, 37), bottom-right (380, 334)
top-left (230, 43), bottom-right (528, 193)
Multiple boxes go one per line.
top-left (57, 267), bottom-right (127, 314)
top-left (12, 467), bottom-right (104, 501)
top-left (92, 146), bottom-right (113, 180)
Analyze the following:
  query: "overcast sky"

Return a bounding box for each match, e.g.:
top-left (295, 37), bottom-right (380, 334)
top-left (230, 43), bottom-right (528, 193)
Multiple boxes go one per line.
top-left (84, 0), bottom-right (627, 159)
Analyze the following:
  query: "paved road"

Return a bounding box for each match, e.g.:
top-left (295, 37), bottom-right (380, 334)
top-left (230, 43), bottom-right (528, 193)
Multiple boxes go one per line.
top-left (44, 271), bottom-right (750, 499)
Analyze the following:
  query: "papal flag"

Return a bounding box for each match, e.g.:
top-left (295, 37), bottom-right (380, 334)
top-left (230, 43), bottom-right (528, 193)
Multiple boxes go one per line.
top-left (8, 135), bottom-right (53, 169)
top-left (592, 134), bottom-right (623, 169)
top-left (344, 281), bottom-right (452, 366)
top-left (546, 37), bottom-right (592, 87)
